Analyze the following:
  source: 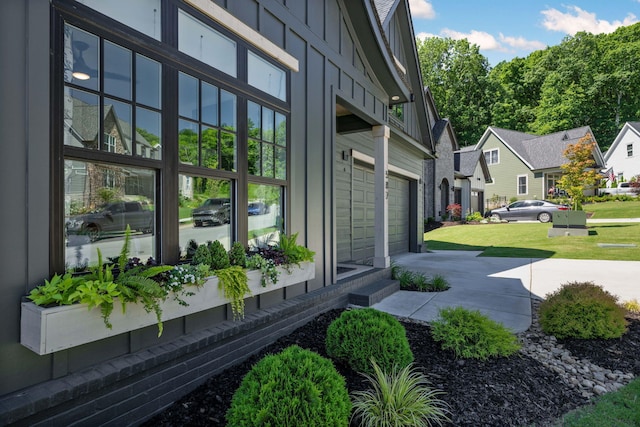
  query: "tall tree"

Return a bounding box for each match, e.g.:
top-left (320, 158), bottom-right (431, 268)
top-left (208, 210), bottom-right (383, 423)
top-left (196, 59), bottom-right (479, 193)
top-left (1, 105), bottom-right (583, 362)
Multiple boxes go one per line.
top-left (416, 37), bottom-right (492, 146)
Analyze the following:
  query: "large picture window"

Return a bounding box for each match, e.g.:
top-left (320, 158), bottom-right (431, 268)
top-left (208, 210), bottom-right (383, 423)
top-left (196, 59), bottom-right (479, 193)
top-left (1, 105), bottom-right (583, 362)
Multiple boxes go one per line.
top-left (56, 5), bottom-right (289, 270)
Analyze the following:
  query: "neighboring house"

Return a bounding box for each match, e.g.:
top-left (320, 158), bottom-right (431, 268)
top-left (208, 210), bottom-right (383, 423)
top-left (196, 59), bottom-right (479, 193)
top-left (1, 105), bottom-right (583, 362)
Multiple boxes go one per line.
top-left (1, 0), bottom-right (434, 424)
top-left (475, 126), bottom-right (605, 201)
top-left (454, 146), bottom-right (491, 216)
top-left (424, 87), bottom-right (457, 220)
top-left (603, 121), bottom-right (640, 185)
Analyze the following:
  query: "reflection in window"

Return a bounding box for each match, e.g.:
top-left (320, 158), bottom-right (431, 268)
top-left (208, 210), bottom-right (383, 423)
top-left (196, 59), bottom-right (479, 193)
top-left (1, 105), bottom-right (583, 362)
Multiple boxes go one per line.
top-left (76, 0), bottom-right (161, 40)
top-left (178, 73), bottom-right (237, 171)
top-left (247, 101), bottom-right (286, 179)
top-left (179, 175), bottom-right (232, 255)
top-left (64, 160), bottom-right (156, 269)
top-left (178, 10), bottom-right (237, 77)
top-left (248, 183), bottom-right (284, 249)
top-left (63, 24), bottom-right (162, 159)
top-left (248, 51), bottom-right (286, 101)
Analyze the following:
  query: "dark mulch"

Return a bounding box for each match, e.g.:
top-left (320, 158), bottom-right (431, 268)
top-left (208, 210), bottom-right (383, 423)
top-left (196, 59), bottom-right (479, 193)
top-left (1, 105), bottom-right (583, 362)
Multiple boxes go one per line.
top-left (144, 309), bottom-right (640, 427)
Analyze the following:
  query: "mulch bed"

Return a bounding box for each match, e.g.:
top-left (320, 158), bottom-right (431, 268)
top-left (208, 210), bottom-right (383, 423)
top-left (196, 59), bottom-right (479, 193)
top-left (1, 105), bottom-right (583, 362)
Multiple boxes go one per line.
top-left (144, 309), bottom-right (640, 426)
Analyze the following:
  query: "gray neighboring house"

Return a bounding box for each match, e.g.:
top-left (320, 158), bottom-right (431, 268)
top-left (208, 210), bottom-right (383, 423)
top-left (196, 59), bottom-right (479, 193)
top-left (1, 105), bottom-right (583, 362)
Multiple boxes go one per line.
top-left (424, 87), bottom-right (457, 221)
top-left (454, 146), bottom-right (491, 216)
top-left (0, 0), bottom-right (435, 424)
top-left (475, 126), bottom-right (605, 203)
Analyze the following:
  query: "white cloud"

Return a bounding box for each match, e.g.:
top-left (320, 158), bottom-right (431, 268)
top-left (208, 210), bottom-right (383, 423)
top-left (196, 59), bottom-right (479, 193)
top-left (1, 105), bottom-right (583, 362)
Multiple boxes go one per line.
top-left (440, 28), bottom-right (504, 51)
top-left (408, 0), bottom-right (436, 19)
top-left (415, 31), bottom-right (439, 41)
top-left (499, 33), bottom-right (547, 51)
top-left (541, 6), bottom-right (638, 35)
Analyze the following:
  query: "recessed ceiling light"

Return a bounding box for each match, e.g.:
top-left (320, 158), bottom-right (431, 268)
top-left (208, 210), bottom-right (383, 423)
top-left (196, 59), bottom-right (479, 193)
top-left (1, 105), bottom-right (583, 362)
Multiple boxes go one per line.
top-left (72, 71), bottom-right (90, 81)
top-left (391, 95), bottom-right (400, 101)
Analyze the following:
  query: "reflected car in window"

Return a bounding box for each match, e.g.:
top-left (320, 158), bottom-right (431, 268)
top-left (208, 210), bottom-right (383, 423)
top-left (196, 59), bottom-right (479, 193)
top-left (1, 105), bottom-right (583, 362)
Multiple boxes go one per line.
top-left (192, 198), bottom-right (231, 227)
top-left (248, 201), bottom-right (269, 216)
top-left (485, 200), bottom-right (569, 223)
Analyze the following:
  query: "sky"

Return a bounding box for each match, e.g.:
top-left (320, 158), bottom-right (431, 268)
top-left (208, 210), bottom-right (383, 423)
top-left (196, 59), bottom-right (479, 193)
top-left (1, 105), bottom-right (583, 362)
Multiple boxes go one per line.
top-left (409, 0), bottom-right (640, 67)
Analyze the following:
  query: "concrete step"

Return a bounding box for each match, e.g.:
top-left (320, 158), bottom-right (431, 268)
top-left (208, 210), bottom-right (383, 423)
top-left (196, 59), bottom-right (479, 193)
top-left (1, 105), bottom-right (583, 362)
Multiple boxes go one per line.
top-left (348, 279), bottom-right (400, 307)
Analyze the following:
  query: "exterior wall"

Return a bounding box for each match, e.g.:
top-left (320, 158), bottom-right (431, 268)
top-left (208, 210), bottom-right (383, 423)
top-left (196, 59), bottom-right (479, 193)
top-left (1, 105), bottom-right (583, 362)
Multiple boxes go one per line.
top-left (605, 127), bottom-right (640, 184)
top-left (432, 140), bottom-right (455, 219)
top-left (482, 133), bottom-right (538, 201)
top-left (0, 0), bottom-right (430, 417)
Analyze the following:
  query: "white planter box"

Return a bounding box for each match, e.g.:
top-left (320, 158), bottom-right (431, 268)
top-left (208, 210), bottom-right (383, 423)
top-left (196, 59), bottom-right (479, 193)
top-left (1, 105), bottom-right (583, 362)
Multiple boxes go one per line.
top-left (21, 262), bottom-right (314, 355)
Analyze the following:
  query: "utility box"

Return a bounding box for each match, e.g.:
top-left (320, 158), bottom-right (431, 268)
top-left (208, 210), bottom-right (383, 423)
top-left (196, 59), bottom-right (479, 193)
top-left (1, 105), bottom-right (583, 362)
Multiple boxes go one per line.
top-left (548, 211), bottom-right (588, 237)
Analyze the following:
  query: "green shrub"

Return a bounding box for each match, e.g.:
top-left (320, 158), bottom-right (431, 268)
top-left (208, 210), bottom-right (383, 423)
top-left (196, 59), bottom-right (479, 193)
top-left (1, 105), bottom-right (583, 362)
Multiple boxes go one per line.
top-left (208, 240), bottom-right (230, 270)
top-left (351, 359), bottom-right (450, 427)
top-left (185, 239), bottom-right (199, 259)
top-left (431, 306), bottom-right (521, 359)
top-left (191, 244), bottom-right (212, 266)
top-left (398, 269), bottom-right (415, 288)
top-left (226, 345), bottom-right (351, 427)
top-left (465, 211), bottom-right (484, 222)
top-left (326, 308), bottom-right (413, 374)
top-left (228, 241), bottom-right (247, 267)
top-left (429, 274), bottom-right (450, 292)
top-left (539, 282), bottom-right (628, 339)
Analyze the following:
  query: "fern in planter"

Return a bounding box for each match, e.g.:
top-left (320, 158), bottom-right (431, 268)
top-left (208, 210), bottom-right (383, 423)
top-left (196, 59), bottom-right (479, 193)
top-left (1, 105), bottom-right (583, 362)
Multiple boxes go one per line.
top-left (215, 265), bottom-right (250, 320)
top-left (277, 232), bottom-right (315, 268)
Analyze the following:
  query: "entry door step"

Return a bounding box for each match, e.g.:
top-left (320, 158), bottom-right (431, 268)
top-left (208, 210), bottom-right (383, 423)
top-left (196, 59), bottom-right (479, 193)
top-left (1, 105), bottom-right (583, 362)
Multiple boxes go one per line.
top-left (349, 279), bottom-right (400, 307)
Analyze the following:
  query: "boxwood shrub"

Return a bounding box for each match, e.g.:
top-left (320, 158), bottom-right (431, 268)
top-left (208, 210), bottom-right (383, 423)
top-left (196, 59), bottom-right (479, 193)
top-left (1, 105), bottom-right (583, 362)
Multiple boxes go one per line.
top-left (226, 345), bottom-right (351, 426)
top-left (325, 308), bottom-right (413, 374)
top-left (539, 282), bottom-right (628, 339)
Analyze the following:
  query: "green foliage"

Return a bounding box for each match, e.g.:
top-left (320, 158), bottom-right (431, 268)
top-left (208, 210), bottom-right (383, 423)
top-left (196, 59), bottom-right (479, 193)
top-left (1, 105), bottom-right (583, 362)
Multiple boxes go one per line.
top-left (246, 254), bottom-right (279, 287)
top-left (623, 299), bottom-right (640, 314)
top-left (226, 345), bottom-right (351, 427)
top-left (208, 240), bottom-right (230, 270)
top-left (277, 232), bottom-right (315, 264)
top-left (164, 264), bottom-right (210, 305)
top-left (228, 241), bottom-right (247, 267)
top-left (558, 134), bottom-right (601, 210)
top-left (28, 273), bottom-right (83, 306)
top-left (394, 266), bottom-right (450, 292)
top-left (539, 282), bottom-right (628, 339)
top-left (350, 359), bottom-right (450, 427)
top-left (326, 308), bottom-right (413, 375)
top-left (68, 278), bottom-right (121, 328)
top-left (215, 265), bottom-right (249, 320)
top-left (466, 211), bottom-right (484, 222)
top-left (431, 307), bottom-right (521, 360)
top-left (191, 244), bottom-right (212, 267)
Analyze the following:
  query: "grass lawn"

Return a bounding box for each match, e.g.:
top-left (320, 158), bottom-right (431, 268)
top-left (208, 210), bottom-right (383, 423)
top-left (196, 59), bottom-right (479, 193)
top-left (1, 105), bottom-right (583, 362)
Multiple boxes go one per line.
top-left (555, 377), bottom-right (640, 426)
top-left (584, 200), bottom-right (640, 219)
top-left (424, 222), bottom-right (640, 260)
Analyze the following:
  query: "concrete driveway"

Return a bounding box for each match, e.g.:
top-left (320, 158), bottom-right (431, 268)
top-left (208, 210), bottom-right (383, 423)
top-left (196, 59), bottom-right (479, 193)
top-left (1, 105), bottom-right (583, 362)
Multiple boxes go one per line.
top-left (372, 251), bottom-right (640, 333)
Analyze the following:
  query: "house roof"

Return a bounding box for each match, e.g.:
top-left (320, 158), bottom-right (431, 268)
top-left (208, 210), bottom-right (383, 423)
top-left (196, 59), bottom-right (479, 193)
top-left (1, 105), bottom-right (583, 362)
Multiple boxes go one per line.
top-left (372, 0), bottom-right (397, 25)
top-left (478, 126), bottom-right (605, 170)
top-left (604, 121), bottom-right (640, 162)
top-left (454, 148), bottom-right (491, 182)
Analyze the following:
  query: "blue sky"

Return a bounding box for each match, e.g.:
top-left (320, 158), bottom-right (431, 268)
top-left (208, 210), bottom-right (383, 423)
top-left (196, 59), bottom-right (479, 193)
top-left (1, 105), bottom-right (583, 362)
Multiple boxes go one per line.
top-left (409, 0), bottom-right (640, 66)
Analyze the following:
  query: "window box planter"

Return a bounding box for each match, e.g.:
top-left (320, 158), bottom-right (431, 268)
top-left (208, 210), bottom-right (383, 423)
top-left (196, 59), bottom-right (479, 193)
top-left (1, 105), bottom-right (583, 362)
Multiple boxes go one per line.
top-left (21, 262), bottom-right (314, 355)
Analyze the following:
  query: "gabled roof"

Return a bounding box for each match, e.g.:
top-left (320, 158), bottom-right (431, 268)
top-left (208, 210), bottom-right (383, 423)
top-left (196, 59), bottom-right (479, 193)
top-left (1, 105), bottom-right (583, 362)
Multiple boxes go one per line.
top-left (476, 126), bottom-right (605, 170)
top-left (454, 148), bottom-right (491, 182)
top-left (604, 121), bottom-right (640, 162)
top-left (372, 0), bottom-right (398, 25)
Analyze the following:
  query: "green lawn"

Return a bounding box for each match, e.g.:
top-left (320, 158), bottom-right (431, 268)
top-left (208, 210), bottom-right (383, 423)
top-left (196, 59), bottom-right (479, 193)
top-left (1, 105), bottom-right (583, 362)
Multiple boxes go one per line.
top-left (554, 377), bottom-right (640, 426)
top-left (584, 200), bottom-right (640, 219)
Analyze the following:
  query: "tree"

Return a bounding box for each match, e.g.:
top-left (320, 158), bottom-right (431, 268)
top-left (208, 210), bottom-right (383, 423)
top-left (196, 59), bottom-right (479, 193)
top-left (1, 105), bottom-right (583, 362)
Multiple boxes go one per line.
top-left (416, 37), bottom-right (492, 146)
top-left (557, 134), bottom-right (601, 210)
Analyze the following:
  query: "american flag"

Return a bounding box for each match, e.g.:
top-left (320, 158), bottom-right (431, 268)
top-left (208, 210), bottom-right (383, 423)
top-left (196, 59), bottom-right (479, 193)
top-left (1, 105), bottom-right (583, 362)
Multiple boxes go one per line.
top-left (606, 167), bottom-right (615, 181)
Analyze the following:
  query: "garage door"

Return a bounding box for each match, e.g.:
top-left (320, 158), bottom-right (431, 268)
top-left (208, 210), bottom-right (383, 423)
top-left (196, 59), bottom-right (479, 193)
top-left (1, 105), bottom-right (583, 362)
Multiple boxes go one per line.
top-left (351, 165), bottom-right (410, 262)
top-left (388, 175), bottom-right (410, 255)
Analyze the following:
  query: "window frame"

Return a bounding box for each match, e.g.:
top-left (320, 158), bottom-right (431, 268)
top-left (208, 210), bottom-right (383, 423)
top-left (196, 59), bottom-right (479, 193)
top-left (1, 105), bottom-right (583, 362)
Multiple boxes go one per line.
top-left (484, 148), bottom-right (499, 165)
top-left (517, 174), bottom-right (528, 195)
top-left (627, 143), bottom-right (633, 157)
top-left (51, 1), bottom-right (291, 272)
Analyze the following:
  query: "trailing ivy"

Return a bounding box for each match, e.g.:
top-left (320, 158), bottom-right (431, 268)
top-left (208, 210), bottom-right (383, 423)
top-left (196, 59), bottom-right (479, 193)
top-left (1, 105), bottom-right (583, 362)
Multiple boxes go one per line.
top-left (215, 265), bottom-right (250, 320)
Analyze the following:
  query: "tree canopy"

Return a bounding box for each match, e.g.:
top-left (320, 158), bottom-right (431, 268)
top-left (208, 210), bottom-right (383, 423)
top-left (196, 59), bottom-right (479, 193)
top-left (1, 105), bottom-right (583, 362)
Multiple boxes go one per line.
top-left (416, 22), bottom-right (640, 150)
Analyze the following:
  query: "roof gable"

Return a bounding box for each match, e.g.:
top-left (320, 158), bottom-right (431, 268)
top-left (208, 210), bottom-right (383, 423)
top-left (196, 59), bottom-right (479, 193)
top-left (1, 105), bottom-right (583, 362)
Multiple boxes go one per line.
top-left (604, 121), bottom-right (640, 162)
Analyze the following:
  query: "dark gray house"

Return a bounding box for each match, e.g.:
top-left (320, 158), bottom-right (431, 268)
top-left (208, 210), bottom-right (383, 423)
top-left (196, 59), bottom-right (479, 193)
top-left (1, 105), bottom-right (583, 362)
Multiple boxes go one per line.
top-left (0, 0), bottom-right (434, 423)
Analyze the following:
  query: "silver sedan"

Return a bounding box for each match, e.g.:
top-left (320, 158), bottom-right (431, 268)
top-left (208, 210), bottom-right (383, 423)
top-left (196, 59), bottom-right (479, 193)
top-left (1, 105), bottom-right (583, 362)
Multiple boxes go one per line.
top-left (486, 200), bottom-right (570, 223)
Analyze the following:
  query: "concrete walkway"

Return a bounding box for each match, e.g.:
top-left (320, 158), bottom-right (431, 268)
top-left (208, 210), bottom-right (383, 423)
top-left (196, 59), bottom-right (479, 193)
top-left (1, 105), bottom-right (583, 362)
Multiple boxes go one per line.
top-left (372, 251), bottom-right (640, 333)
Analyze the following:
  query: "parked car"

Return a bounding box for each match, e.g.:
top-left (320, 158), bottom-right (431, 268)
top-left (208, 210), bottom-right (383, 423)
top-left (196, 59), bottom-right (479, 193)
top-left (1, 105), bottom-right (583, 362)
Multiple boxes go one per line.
top-left (485, 200), bottom-right (569, 223)
top-left (598, 182), bottom-right (637, 196)
top-left (248, 201), bottom-right (269, 215)
top-left (66, 201), bottom-right (154, 242)
top-left (192, 198), bottom-right (231, 227)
